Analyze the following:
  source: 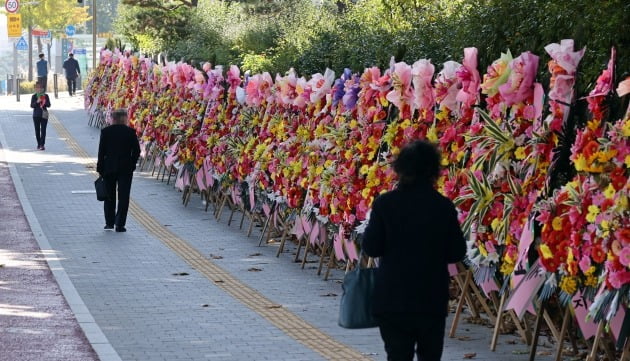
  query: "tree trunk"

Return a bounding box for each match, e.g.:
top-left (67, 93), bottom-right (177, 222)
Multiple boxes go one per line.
top-left (28, 25), bottom-right (33, 81)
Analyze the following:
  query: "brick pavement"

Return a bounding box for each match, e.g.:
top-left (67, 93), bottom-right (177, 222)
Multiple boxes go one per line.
top-left (0, 94), bottom-right (558, 361)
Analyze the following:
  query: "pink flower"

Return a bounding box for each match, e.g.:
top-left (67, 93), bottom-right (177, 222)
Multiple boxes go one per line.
top-left (411, 59), bottom-right (435, 111)
top-left (434, 61), bottom-right (461, 111)
top-left (386, 62), bottom-right (414, 113)
top-left (619, 247), bottom-right (630, 267)
top-left (608, 270), bottom-right (630, 289)
top-left (579, 255), bottom-right (591, 273)
top-left (456, 47), bottom-right (481, 108)
top-left (498, 51), bottom-right (539, 106)
top-left (544, 39), bottom-right (585, 75)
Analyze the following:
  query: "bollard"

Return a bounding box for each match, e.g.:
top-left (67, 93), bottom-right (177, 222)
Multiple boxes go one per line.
top-left (16, 77), bottom-right (21, 102)
top-left (54, 74), bottom-right (59, 99)
top-left (6, 74), bottom-right (9, 96)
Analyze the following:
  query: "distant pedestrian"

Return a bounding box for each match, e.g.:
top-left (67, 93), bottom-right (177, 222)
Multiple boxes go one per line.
top-left (30, 83), bottom-right (51, 151)
top-left (362, 140), bottom-right (466, 361)
top-left (36, 53), bottom-right (48, 90)
top-left (62, 53), bottom-right (80, 96)
top-left (97, 109), bottom-right (140, 232)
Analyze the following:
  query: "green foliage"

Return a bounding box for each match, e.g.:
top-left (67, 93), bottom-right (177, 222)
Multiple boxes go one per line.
top-left (113, 0), bottom-right (629, 87)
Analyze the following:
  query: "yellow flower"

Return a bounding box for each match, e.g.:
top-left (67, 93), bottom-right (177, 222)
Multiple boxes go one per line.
top-left (559, 276), bottom-right (577, 294)
top-left (587, 118), bottom-right (601, 131)
top-left (478, 243), bottom-right (488, 257)
top-left (551, 217), bottom-right (564, 231)
top-left (436, 109), bottom-right (449, 122)
top-left (491, 218), bottom-right (501, 231)
top-left (514, 146), bottom-right (527, 160)
top-left (361, 187), bottom-right (371, 199)
top-left (622, 119), bottom-right (630, 137)
top-left (604, 183), bottom-right (616, 199)
top-left (597, 149), bottom-right (617, 163)
top-left (539, 244), bottom-right (553, 259)
top-left (586, 205), bottom-right (600, 223)
top-left (625, 154), bottom-right (630, 168)
top-left (426, 126), bottom-right (438, 143)
top-left (360, 164), bottom-right (370, 175)
top-left (574, 154), bottom-right (587, 172)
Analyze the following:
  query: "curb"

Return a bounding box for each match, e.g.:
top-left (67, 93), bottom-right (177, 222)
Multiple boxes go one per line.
top-left (0, 111), bottom-right (123, 361)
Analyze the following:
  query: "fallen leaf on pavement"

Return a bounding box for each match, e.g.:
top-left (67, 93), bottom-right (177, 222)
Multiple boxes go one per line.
top-left (320, 293), bottom-right (338, 297)
top-left (210, 254), bottom-right (223, 259)
top-left (267, 305), bottom-right (282, 309)
top-left (172, 272), bottom-right (189, 276)
top-left (248, 253), bottom-right (263, 257)
top-left (248, 267), bottom-right (263, 272)
top-left (457, 336), bottom-right (472, 341)
top-left (463, 353), bottom-right (476, 359)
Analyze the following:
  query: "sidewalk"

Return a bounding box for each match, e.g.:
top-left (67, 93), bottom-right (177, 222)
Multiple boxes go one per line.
top-left (0, 94), bottom-right (554, 360)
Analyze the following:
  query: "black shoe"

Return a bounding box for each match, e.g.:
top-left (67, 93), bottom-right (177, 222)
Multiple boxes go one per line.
top-left (104, 225), bottom-right (114, 231)
top-left (115, 226), bottom-right (126, 232)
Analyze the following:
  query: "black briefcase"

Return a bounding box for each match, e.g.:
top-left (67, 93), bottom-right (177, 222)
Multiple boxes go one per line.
top-left (94, 176), bottom-right (110, 201)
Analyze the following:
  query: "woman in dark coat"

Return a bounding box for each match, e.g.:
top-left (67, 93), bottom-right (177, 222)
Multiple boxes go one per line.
top-left (30, 83), bottom-right (51, 150)
top-left (362, 140), bottom-right (467, 361)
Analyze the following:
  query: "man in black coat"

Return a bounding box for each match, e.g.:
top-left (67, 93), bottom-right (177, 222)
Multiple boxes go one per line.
top-left (62, 53), bottom-right (81, 96)
top-left (362, 140), bottom-right (467, 361)
top-left (97, 109), bottom-right (140, 232)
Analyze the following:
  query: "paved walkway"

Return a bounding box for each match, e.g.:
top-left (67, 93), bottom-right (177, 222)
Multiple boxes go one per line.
top-left (0, 94), bottom-right (555, 360)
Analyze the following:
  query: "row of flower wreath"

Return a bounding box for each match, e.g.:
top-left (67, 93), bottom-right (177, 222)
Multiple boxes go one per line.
top-left (84, 40), bottom-right (629, 322)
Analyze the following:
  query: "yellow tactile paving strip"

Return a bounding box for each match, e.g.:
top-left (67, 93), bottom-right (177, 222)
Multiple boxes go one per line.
top-left (50, 114), bottom-right (371, 361)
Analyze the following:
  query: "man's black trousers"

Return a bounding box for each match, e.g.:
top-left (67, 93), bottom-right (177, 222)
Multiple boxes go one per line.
top-left (103, 172), bottom-right (133, 227)
top-left (377, 313), bottom-right (446, 361)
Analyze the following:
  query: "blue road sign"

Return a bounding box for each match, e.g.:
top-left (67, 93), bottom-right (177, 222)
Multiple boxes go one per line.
top-left (65, 25), bottom-right (76, 37)
top-left (15, 36), bottom-right (28, 50)
top-left (73, 48), bottom-right (87, 55)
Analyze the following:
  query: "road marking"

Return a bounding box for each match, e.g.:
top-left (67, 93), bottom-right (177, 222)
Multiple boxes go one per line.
top-left (49, 114), bottom-right (371, 361)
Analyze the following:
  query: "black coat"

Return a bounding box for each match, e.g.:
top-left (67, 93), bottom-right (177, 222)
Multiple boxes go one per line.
top-left (362, 182), bottom-right (466, 317)
top-left (63, 58), bottom-right (81, 79)
top-left (30, 93), bottom-right (51, 118)
top-left (97, 124), bottom-right (140, 176)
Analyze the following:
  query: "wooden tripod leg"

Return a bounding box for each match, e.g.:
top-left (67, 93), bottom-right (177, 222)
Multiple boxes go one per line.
top-left (470, 281), bottom-right (496, 322)
top-left (166, 166), bottom-right (174, 185)
top-left (490, 292), bottom-right (507, 351)
top-left (257, 213), bottom-right (272, 246)
top-left (620, 337), bottom-right (630, 361)
top-left (449, 270), bottom-right (473, 338)
top-left (586, 323), bottom-right (605, 361)
top-left (247, 215), bottom-right (256, 237)
top-left (227, 202), bottom-right (236, 226)
top-left (294, 237), bottom-right (304, 262)
top-left (239, 210), bottom-right (246, 229)
top-left (275, 224), bottom-right (290, 257)
top-left (508, 309), bottom-right (532, 345)
top-left (324, 253), bottom-right (336, 281)
top-left (543, 309), bottom-right (562, 344)
top-left (453, 271), bottom-right (480, 319)
top-left (554, 307), bottom-right (571, 361)
top-left (529, 302), bottom-right (546, 361)
top-left (301, 241), bottom-right (311, 269)
top-left (216, 194), bottom-right (228, 220)
top-left (317, 243), bottom-right (328, 276)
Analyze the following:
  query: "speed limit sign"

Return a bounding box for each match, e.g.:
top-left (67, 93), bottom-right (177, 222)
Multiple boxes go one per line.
top-left (5, 0), bottom-right (19, 13)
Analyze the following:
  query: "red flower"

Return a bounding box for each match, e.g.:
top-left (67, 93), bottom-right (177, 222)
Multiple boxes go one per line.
top-left (591, 245), bottom-right (606, 264)
top-left (582, 140), bottom-right (600, 160)
top-left (610, 167), bottom-right (627, 191)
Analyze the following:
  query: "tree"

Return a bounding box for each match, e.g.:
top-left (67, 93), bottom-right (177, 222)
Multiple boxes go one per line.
top-left (19, 0), bottom-right (90, 80)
